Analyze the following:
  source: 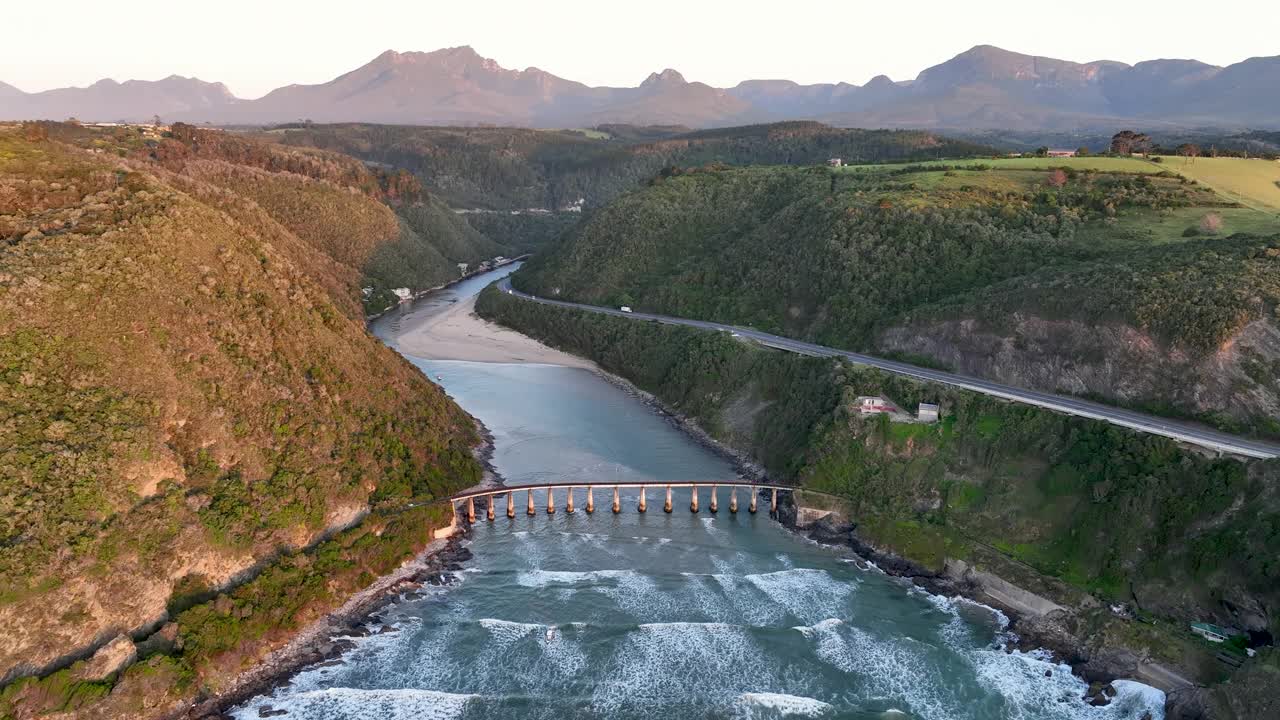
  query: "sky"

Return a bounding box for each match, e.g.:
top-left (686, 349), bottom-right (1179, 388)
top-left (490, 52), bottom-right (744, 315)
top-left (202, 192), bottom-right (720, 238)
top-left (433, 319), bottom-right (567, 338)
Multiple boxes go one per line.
top-left (5, 0), bottom-right (1277, 98)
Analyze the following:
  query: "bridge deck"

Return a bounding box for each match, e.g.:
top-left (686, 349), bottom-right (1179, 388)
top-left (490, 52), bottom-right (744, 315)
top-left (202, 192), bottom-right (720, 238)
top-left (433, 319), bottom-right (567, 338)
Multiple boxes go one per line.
top-left (449, 480), bottom-right (799, 503)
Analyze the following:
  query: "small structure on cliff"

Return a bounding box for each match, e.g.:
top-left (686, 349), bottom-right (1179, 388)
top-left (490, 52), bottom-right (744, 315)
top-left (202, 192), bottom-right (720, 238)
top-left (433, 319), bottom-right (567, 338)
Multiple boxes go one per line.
top-left (917, 403), bottom-right (940, 422)
top-left (1190, 622), bottom-right (1232, 643)
top-left (855, 396), bottom-right (898, 415)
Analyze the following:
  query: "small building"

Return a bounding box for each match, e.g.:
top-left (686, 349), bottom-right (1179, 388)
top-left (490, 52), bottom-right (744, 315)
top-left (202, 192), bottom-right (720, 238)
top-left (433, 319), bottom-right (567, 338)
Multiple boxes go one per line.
top-left (1190, 622), bottom-right (1231, 643)
top-left (827, 158), bottom-right (844, 167)
top-left (917, 403), bottom-right (940, 423)
top-left (1047, 149), bottom-right (1077, 158)
top-left (392, 287), bottom-right (413, 302)
top-left (855, 396), bottom-right (898, 415)
top-left (457, 262), bottom-right (469, 276)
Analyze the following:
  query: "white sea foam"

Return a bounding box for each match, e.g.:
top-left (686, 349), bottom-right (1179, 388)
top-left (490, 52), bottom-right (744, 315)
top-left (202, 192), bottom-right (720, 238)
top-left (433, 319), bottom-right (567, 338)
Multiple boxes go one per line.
top-left (233, 688), bottom-right (477, 720)
top-left (733, 692), bottom-right (834, 718)
top-left (514, 568), bottom-right (631, 587)
top-left (744, 568), bottom-right (856, 623)
top-left (592, 621), bottom-right (771, 715)
top-left (478, 618), bottom-right (543, 645)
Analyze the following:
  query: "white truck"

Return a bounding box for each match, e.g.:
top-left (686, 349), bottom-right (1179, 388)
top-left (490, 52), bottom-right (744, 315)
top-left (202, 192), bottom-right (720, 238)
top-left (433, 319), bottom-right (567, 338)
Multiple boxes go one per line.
top-left (620, 306), bottom-right (632, 313)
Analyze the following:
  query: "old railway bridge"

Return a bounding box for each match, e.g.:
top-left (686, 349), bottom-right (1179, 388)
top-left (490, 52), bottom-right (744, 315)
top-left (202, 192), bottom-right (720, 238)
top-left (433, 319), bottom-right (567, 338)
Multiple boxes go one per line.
top-left (449, 481), bottom-right (800, 523)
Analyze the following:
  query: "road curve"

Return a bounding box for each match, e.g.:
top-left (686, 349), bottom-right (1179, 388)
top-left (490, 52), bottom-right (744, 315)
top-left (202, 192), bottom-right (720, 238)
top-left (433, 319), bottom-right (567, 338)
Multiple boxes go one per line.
top-left (495, 277), bottom-right (1280, 460)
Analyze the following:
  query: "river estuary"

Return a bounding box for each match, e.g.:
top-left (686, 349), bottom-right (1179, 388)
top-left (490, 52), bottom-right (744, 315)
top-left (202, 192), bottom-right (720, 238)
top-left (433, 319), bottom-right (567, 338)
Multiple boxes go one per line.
top-left (232, 266), bottom-right (1166, 720)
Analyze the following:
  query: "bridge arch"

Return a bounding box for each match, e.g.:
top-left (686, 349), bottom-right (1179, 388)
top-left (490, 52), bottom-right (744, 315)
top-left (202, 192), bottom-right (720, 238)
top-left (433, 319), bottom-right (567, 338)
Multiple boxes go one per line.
top-left (450, 481), bottom-right (806, 523)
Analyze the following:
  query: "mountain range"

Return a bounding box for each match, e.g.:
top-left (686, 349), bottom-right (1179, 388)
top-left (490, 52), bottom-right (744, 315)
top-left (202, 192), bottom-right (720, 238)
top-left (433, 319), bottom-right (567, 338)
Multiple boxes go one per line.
top-left (3, 44), bottom-right (1278, 130)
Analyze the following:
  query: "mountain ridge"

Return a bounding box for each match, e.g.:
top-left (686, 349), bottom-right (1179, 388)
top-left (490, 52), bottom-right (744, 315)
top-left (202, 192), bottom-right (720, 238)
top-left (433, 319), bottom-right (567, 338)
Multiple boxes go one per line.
top-left (4, 44), bottom-right (1278, 129)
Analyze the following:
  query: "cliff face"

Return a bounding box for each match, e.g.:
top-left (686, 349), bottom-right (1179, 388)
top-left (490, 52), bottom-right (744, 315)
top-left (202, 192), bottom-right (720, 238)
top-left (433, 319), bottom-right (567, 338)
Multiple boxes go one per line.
top-left (0, 126), bottom-right (481, 693)
top-left (878, 316), bottom-right (1280, 438)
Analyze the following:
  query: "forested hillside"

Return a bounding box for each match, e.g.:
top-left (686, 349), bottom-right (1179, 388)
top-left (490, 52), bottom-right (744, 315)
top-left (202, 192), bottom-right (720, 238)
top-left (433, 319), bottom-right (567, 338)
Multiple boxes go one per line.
top-left (154, 123), bottom-right (510, 314)
top-left (274, 121), bottom-right (994, 211)
top-left (0, 124), bottom-right (481, 718)
top-left (515, 161), bottom-right (1280, 438)
top-left (477, 287), bottom-right (1280, 719)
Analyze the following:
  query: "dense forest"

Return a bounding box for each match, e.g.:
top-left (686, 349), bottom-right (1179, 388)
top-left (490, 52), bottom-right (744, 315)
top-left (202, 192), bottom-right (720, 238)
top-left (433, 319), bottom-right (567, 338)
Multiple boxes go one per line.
top-left (273, 121), bottom-right (996, 211)
top-left (514, 162), bottom-right (1280, 437)
top-left (477, 286), bottom-right (1280, 719)
top-left (0, 125), bottom-right (481, 718)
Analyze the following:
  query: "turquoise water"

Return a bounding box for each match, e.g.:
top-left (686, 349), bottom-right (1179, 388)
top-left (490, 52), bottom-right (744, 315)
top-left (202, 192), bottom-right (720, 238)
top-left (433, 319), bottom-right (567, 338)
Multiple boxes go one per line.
top-left (232, 269), bottom-right (1165, 720)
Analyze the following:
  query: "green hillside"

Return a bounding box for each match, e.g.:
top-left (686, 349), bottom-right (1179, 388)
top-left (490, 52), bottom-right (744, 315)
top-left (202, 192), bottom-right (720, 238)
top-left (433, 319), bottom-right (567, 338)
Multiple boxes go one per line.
top-left (0, 124), bottom-right (481, 717)
top-left (156, 123), bottom-right (510, 314)
top-left (477, 286), bottom-right (1280, 718)
top-left (273, 121), bottom-right (996, 211)
top-left (515, 161), bottom-right (1280, 437)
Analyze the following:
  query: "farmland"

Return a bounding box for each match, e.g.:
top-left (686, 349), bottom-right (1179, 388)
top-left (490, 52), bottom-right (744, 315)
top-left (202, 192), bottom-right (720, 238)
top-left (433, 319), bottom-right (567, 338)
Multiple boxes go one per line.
top-left (1160, 156), bottom-right (1280, 211)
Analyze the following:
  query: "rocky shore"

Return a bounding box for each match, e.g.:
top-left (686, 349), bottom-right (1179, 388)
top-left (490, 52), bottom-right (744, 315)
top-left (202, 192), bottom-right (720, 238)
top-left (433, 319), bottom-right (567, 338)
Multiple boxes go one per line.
top-left (184, 538), bottom-right (477, 720)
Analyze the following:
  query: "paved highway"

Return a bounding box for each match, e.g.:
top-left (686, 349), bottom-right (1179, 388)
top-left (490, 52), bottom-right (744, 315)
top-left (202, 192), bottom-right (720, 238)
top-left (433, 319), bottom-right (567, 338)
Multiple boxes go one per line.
top-left (495, 277), bottom-right (1280, 460)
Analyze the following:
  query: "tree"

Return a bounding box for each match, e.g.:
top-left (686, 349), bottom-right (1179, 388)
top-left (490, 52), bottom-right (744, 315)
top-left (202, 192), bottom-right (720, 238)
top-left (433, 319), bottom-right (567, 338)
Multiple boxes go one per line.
top-left (1176, 143), bottom-right (1201, 164)
top-left (1035, 146), bottom-right (1050, 157)
top-left (1110, 130), bottom-right (1151, 155)
top-left (152, 114), bottom-right (163, 127)
top-left (1199, 212), bottom-right (1224, 235)
top-left (1076, 147), bottom-right (1091, 157)
top-left (1047, 169), bottom-right (1068, 187)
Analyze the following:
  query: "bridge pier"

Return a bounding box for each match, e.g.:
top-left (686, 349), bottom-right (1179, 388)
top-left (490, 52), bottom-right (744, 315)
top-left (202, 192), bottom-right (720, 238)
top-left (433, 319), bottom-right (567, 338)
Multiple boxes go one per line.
top-left (638, 486), bottom-right (647, 513)
top-left (507, 492), bottom-right (515, 519)
top-left (486, 496), bottom-right (495, 521)
top-left (730, 486), bottom-right (738, 513)
top-left (771, 488), bottom-right (778, 515)
top-left (547, 486), bottom-right (556, 514)
top-left (690, 486), bottom-right (699, 513)
top-left (466, 497), bottom-right (476, 524)
top-left (566, 487), bottom-right (575, 513)
top-left (749, 486), bottom-right (757, 514)
top-left (709, 485), bottom-right (718, 513)
top-left (586, 486), bottom-right (594, 514)
top-left (527, 488), bottom-right (536, 516)
top-left (612, 486), bottom-right (621, 514)
top-left (664, 485), bottom-right (673, 513)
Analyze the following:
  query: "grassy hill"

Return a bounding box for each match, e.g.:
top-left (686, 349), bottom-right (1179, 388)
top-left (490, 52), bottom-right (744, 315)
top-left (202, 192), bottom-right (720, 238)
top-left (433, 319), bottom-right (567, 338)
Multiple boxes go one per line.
top-left (0, 124), bottom-right (481, 717)
top-left (154, 123), bottom-right (510, 315)
top-left (1159, 156), bottom-right (1280, 211)
top-left (515, 159), bottom-right (1280, 437)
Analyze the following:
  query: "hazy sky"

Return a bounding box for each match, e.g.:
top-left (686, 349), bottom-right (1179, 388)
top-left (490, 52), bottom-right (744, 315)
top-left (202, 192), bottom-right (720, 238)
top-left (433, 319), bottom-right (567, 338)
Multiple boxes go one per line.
top-left (6, 0), bottom-right (1277, 97)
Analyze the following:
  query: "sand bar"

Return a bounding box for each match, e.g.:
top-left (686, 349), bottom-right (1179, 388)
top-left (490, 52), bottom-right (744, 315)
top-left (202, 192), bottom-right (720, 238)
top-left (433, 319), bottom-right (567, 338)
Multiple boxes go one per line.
top-left (394, 294), bottom-right (595, 369)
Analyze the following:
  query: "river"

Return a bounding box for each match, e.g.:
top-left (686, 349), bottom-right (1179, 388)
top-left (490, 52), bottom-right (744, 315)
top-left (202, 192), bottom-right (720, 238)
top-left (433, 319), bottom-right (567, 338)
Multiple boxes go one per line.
top-left (232, 266), bottom-right (1166, 720)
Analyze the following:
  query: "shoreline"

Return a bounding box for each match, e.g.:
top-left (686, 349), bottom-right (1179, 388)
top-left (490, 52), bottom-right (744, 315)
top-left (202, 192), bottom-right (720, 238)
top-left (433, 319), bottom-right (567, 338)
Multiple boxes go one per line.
top-left (188, 426), bottom-right (503, 719)
top-left (394, 294), bottom-right (597, 368)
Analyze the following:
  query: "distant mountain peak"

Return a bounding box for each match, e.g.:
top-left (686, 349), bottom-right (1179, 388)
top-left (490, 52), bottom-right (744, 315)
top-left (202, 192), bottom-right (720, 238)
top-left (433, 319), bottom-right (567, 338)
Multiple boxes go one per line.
top-left (642, 69), bottom-right (687, 87)
top-left (2, 44), bottom-right (1277, 130)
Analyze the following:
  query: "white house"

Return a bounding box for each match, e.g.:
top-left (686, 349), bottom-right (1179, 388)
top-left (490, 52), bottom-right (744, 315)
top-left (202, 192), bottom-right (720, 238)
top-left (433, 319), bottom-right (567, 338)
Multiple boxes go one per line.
top-left (392, 287), bottom-right (413, 301)
top-left (917, 403), bottom-right (940, 423)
